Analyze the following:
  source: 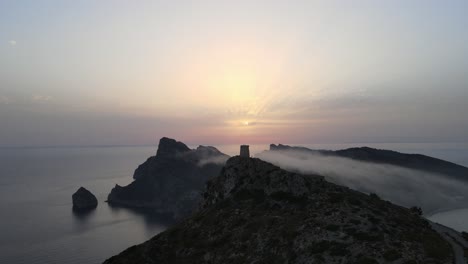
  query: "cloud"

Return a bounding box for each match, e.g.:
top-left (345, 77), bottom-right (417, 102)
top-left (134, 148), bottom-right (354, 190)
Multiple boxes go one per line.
top-left (256, 150), bottom-right (468, 215)
top-left (0, 96), bottom-right (11, 104)
top-left (8, 40), bottom-right (16, 46)
top-left (198, 155), bottom-right (229, 167)
top-left (32, 95), bottom-right (53, 103)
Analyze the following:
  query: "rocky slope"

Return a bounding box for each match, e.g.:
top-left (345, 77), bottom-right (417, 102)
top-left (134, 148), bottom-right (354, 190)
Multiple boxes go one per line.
top-left (269, 144), bottom-right (468, 182)
top-left (104, 157), bottom-right (453, 264)
top-left (107, 137), bottom-right (229, 220)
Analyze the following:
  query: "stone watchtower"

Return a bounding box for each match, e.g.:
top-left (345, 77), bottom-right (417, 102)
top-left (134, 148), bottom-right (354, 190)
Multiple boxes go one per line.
top-left (240, 145), bottom-right (250, 158)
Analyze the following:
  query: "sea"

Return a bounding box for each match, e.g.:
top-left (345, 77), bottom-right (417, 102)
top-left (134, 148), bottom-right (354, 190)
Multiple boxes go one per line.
top-left (1, 142), bottom-right (467, 264)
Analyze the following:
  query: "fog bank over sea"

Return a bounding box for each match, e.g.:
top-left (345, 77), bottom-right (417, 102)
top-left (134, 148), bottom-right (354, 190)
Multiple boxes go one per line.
top-left (220, 142), bottom-right (468, 232)
top-left (214, 142), bottom-right (468, 167)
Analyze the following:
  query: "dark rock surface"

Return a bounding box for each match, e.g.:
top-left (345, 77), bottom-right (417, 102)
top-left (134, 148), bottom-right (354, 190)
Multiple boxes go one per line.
top-left (107, 137), bottom-right (229, 220)
top-left (104, 157), bottom-right (453, 264)
top-left (155, 137), bottom-right (191, 159)
top-left (72, 187), bottom-right (98, 211)
top-left (463, 232), bottom-right (468, 241)
top-left (269, 144), bottom-right (468, 181)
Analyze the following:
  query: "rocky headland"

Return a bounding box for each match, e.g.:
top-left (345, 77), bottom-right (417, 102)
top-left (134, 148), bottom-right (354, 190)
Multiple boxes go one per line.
top-left (104, 156), bottom-right (454, 264)
top-left (107, 137), bottom-right (229, 220)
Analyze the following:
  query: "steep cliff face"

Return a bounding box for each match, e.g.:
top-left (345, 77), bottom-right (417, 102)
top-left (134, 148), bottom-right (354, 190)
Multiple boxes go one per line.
top-left (107, 137), bottom-right (229, 220)
top-left (104, 157), bottom-right (453, 264)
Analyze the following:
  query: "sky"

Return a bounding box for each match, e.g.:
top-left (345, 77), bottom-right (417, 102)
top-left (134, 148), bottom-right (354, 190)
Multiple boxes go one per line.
top-left (1, 0), bottom-right (468, 147)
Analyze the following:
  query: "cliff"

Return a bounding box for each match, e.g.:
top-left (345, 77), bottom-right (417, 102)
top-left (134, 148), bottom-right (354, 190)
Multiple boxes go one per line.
top-left (104, 157), bottom-right (453, 264)
top-left (107, 137), bottom-right (229, 220)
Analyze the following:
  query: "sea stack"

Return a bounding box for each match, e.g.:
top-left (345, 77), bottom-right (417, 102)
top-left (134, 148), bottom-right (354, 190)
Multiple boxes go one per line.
top-left (72, 187), bottom-right (98, 211)
top-left (240, 145), bottom-right (250, 157)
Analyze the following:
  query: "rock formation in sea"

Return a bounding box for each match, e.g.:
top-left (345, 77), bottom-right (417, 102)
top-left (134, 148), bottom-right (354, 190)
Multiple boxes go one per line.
top-left (107, 137), bottom-right (229, 220)
top-left (72, 187), bottom-right (98, 211)
top-left (104, 156), bottom-right (453, 264)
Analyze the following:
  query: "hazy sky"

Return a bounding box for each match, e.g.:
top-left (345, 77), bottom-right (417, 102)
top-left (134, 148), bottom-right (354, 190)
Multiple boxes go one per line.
top-left (1, 1), bottom-right (468, 146)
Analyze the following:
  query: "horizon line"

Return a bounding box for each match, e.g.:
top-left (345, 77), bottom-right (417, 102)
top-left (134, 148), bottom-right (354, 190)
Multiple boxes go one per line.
top-left (1, 140), bottom-right (467, 150)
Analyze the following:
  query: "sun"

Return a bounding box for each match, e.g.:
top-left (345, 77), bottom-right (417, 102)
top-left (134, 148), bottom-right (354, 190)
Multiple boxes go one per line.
top-left (243, 121), bottom-right (250, 126)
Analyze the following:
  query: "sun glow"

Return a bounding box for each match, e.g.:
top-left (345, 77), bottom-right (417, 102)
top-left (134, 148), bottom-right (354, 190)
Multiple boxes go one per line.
top-left (173, 38), bottom-right (290, 109)
top-left (157, 38), bottom-right (300, 141)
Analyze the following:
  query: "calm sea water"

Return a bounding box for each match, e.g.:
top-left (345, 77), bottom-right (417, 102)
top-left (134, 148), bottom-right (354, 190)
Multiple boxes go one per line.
top-left (0, 143), bottom-right (467, 264)
top-left (0, 146), bottom-right (167, 264)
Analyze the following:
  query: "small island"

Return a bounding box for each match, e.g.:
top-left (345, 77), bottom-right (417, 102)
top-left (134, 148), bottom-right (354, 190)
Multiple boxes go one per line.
top-left (72, 187), bottom-right (98, 211)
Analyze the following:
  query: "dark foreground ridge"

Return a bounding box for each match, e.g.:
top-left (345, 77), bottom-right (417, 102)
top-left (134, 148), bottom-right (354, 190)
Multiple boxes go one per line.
top-left (107, 137), bottom-right (229, 220)
top-left (269, 144), bottom-right (468, 182)
top-left (104, 157), bottom-right (453, 264)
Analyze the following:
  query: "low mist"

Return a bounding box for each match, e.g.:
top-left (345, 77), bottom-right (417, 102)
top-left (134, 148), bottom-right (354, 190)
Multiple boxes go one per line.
top-left (256, 150), bottom-right (468, 215)
top-left (197, 155), bottom-right (230, 167)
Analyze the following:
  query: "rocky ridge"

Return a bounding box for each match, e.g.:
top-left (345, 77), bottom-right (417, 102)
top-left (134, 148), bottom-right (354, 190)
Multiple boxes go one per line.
top-left (104, 157), bottom-right (453, 264)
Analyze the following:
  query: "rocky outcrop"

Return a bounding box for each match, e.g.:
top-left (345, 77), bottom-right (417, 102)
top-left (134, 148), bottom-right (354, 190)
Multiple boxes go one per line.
top-left (72, 187), bottom-right (98, 211)
top-left (463, 232), bottom-right (468, 241)
top-left (104, 157), bottom-right (453, 264)
top-left (107, 137), bottom-right (229, 220)
top-left (155, 137), bottom-right (191, 157)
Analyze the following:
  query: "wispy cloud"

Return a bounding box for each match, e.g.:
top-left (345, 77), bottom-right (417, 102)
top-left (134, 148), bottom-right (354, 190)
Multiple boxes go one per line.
top-left (0, 96), bottom-right (11, 104)
top-left (8, 40), bottom-right (16, 46)
top-left (32, 95), bottom-right (53, 103)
